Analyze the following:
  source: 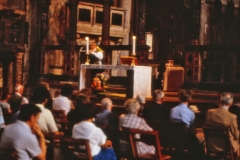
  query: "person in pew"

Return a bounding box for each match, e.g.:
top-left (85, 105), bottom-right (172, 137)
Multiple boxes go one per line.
top-left (72, 102), bottom-right (117, 160)
top-left (31, 85), bottom-right (63, 137)
top-left (206, 92), bottom-right (239, 154)
top-left (8, 84), bottom-right (28, 115)
top-left (170, 90), bottom-right (195, 128)
top-left (228, 103), bottom-right (240, 130)
top-left (0, 92), bottom-right (11, 126)
top-left (119, 98), bottom-right (155, 155)
top-left (95, 98), bottom-right (119, 129)
top-left (52, 84), bottom-right (74, 115)
top-left (170, 90), bottom-right (205, 158)
top-left (0, 104), bottom-right (46, 160)
top-left (67, 93), bottom-right (90, 122)
top-left (142, 89), bottom-right (170, 121)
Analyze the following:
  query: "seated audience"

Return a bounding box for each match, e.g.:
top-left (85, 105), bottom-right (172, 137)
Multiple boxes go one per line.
top-left (67, 93), bottom-right (89, 122)
top-left (206, 92), bottom-right (239, 153)
top-left (142, 89), bottom-right (170, 121)
top-left (0, 104), bottom-right (46, 160)
top-left (39, 81), bottom-right (53, 110)
top-left (95, 98), bottom-right (118, 129)
top-left (53, 84), bottom-right (74, 115)
top-left (170, 90), bottom-right (195, 128)
top-left (136, 93), bottom-right (146, 117)
top-left (8, 84), bottom-right (28, 115)
top-left (72, 102), bottom-right (117, 160)
top-left (31, 85), bottom-right (63, 137)
top-left (119, 98), bottom-right (155, 155)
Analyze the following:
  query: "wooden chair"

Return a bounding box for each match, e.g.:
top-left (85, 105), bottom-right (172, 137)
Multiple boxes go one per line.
top-left (56, 119), bottom-right (75, 137)
top-left (203, 125), bottom-right (238, 160)
top-left (61, 137), bottom-right (92, 160)
top-left (129, 129), bottom-right (170, 160)
top-left (0, 149), bottom-right (17, 160)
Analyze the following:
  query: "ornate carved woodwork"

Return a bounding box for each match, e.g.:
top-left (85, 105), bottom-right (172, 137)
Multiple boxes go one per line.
top-left (136, 0), bottom-right (146, 45)
top-left (37, 0), bottom-right (51, 43)
top-left (15, 52), bottom-right (24, 84)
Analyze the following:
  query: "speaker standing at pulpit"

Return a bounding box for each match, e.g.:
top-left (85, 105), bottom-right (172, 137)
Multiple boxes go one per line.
top-left (89, 41), bottom-right (104, 65)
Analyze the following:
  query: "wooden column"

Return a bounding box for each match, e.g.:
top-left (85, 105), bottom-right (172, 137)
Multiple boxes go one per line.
top-left (37, 0), bottom-right (51, 43)
top-left (136, 0), bottom-right (148, 65)
top-left (101, 0), bottom-right (112, 64)
top-left (184, 0), bottom-right (202, 82)
top-left (68, 0), bottom-right (79, 45)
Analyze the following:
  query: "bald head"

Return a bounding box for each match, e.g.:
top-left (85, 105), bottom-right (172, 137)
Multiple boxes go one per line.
top-left (101, 98), bottom-right (112, 111)
top-left (14, 84), bottom-right (24, 95)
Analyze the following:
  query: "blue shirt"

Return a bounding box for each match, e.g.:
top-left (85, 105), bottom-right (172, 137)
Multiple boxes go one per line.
top-left (95, 109), bottom-right (111, 125)
top-left (170, 103), bottom-right (195, 128)
top-left (0, 120), bottom-right (41, 160)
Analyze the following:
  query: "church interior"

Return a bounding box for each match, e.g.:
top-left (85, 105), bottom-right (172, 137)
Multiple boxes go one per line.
top-left (1, 0), bottom-right (240, 159)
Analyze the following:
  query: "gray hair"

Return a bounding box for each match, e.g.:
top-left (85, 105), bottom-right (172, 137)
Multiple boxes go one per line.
top-left (136, 94), bottom-right (146, 104)
top-left (153, 89), bottom-right (164, 101)
top-left (124, 98), bottom-right (140, 114)
top-left (101, 98), bottom-right (112, 109)
top-left (220, 92), bottom-right (233, 105)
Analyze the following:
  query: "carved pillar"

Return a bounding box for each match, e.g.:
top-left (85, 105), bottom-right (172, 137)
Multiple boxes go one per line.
top-left (135, 0), bottom-right (148, 65)
top-left (184, 0), bottom-right (202, 82)
top-left (37, 0), bottom-right (51, 43)
top-left (7, 62), bottom-right (13, 93)
top-left (15, 52), bottom-right (24, 85)
top-left (101, 0), bottom-right (112, 64)
top-left (68, 0), bottom-right (79, 45)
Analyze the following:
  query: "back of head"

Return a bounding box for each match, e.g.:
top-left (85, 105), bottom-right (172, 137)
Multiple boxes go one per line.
top-left (101, 98), bottom-right (112, 110)
top-left (178, 90), bottom-right (191, 102)
top-left (124, 98), bottom-right (140, 114)
top-left (78, 102), bottom-right (98, 121)
top-left (31, 85), bottom-right (51, 104)
top-left (75, 94), bottom-right (89, 109)
top-left (61, 84), bottom-right (74, 97)
top-left (14, 84), bottom-right (23, 94)
top-left (18, 104), bottom-right (41, 122)
top-left (136, 94), bottom-right (146, 104)
top-left (153, 89), bottom-right (164, 102)
top-left (220, 92), bottom-right (233, 106)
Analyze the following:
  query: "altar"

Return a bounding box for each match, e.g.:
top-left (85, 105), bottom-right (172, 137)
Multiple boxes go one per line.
top-left (79, 64), bottom-right (152, 98)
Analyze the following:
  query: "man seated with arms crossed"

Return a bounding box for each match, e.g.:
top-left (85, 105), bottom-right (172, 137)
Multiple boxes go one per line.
top-left (0, 104), bottom-right (46, 160)
top-left (206, 92), bottom-right (239, 155)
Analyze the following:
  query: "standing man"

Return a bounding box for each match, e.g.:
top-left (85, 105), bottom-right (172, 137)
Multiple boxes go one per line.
top-left (206, 92), bottom-right (239, 153)
top-left (8, 84), bottom-right (28, 115)
top-left (89, 41), bottom-right (104, 65)
top-left (0, 104), bottom-right (46, 160)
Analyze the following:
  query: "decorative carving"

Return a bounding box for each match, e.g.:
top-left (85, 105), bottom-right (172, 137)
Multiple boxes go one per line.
top-left (1, 10), bottom-right (25, 46)
top-left (137, 0), bottom-right (146, 45)
top-left (15, 52), bottom-right (24, 84)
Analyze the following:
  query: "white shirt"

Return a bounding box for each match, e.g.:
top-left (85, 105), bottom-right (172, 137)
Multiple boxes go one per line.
top-left (36, 104), bottom-right (58, 135)
top-left (52, 95), bottom-right (71, 115)
top-left (72, 121), bottom-right (106, 156)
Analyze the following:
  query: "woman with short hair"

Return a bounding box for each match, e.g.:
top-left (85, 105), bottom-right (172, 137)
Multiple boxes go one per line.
top-left (119, 98), bottom-right (155, 155)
